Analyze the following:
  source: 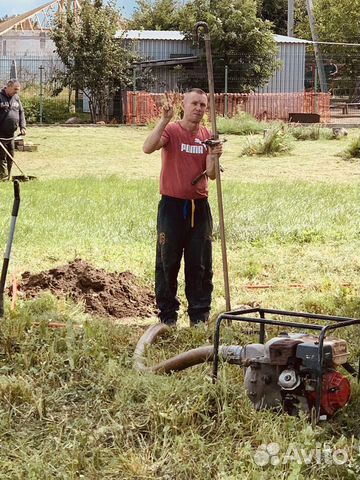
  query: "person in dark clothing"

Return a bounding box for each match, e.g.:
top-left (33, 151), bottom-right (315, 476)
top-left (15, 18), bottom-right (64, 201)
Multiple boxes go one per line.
top-left (0, 79), bottom-right (26, 180)
top-left (143, 89), bottom-right (223, 327)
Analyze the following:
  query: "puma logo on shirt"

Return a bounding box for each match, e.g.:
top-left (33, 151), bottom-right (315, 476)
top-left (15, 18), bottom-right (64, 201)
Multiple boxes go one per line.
top-left (160, 121), bottom-right (211, 199)
top-left (181, 143), bottom-right (205, 154)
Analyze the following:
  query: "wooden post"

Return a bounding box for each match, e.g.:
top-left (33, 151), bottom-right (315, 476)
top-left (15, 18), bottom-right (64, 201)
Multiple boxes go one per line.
top-left (306, 0), bottom-right (328, 93)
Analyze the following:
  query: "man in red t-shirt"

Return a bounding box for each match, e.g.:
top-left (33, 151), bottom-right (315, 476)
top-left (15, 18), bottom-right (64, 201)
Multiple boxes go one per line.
top-left (143, 88), bottom-right (222, 327)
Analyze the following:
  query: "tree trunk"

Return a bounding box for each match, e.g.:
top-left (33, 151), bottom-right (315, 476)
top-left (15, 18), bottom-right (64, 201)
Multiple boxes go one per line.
top-left (89, 99), bottom-right (96, 123)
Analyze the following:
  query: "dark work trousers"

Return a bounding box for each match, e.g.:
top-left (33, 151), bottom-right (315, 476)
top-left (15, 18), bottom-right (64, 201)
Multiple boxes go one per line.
top-left (0, 139), bottom-right (14, 180)
top-left (155, 195), bottom-right (213, 325)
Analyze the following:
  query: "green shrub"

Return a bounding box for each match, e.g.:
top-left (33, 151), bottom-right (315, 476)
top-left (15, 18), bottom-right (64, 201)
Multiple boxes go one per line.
top-left (241, 126), bottom-right (294, 156)
top-left (217, 111), bottom-right (265, 135)
top-left (289, 125), bottom-right (333, 141)
top-left (21, 96), bottom-right (90, 124)
top-left (341, 136), bottom-right (360, 160)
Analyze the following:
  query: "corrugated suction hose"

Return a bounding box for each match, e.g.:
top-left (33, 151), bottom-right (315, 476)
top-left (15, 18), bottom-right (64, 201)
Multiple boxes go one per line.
top-left (133, 323), bottom-right (214, 373)
top-left (133, 323), bottom-right (264, 374)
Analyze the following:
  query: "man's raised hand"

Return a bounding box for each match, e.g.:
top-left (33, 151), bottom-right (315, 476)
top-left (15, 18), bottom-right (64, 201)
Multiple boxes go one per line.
top-left (162, 92), bottom-right (174, 122)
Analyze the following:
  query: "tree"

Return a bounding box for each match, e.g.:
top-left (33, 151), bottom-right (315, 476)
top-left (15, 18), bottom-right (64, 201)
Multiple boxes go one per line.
top-left (179, 0), bottom-right (279, 92)
top-left (256, 0), bottom-right (288, 35)
top-left (295, 0), bottom-right (359, 43)
top-left (128, 0), bottom-right (182, 30)
top-left (51, 0), bottom-right (135, 121)
top-left (295, 0), bottom-right (360, 98)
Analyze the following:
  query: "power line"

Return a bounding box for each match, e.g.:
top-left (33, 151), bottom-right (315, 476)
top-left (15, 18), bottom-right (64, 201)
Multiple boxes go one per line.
top-left (311, 40), bottom-right (360, 47)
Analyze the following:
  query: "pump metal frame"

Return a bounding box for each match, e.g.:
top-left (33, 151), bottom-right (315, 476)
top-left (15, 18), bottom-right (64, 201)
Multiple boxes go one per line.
top-left (212, 308), bottom-right (360, 422)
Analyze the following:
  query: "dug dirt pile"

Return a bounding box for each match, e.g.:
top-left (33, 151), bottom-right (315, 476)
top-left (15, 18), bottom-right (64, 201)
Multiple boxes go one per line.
top-left (16, 259), bottom-right (156, 319)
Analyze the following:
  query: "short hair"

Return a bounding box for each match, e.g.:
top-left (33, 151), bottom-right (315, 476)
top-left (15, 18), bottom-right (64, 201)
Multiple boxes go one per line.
top-left (7, 79), bottom-right (20, 87)
top-left (186, 88), bottom-right (207, 96)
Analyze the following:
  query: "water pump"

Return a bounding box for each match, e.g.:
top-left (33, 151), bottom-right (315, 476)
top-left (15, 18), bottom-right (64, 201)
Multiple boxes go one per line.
top-left (134, 308), bottom-right (359, 422)
top-left (234, 332), bottom-right (350, 417)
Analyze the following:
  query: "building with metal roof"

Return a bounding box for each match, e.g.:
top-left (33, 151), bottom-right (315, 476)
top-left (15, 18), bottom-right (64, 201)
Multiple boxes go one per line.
top-left (122, 30), bottom-right (187, 41)
top-left (1, 0), bottom-right (310, 95)
top-left (261, 35), bottom-right (311, 93)
top-left (118, 30), bottom-right (310, 94)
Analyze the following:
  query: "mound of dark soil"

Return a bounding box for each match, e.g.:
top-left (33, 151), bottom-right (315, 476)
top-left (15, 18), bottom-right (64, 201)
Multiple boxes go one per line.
top-left (15, 259), bottom-right (156, 319)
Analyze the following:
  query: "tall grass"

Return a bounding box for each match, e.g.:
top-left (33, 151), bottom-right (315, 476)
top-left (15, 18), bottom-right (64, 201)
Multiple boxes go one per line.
top-left (241, 126), bottom-right (294, 156)
top-left (0, 126), bottom-right (359, 478)
top-left (217, 112), bottom-right (265, 135)
top-left (341, 136), bottom-right (360, 160)
top-left (0, 299), bottom-right (358, 478)
top-left (289, 125), bottom-right (334, 141)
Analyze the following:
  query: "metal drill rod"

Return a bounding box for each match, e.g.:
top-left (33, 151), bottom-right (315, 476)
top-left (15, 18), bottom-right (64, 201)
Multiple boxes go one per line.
top-left (195, 21), bottom-right (231, 311)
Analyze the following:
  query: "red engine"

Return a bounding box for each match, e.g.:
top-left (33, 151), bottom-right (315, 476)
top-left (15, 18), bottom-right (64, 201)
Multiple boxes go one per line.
top-left (243, 333), bottom-right (352, 418)
top-left (307, 370), bottom-right (351, 416)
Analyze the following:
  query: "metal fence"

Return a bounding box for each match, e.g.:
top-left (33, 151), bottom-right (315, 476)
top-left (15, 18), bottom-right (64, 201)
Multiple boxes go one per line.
top-left (0, 54), bottom-right (64, 87)
top-left (125, 91), bottom-right (331, 125)
top-left (0, 54), bottom-right (75, 124)
top-left (0, 52), bottom-right (357, 124)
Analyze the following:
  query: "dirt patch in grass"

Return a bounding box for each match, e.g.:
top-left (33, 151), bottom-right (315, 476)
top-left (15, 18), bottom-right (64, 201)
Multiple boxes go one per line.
top-left (15, 258), bottom-right (156, 319)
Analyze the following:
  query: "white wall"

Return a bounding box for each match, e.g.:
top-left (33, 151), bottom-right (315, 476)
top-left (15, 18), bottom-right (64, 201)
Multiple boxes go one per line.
top-left (0, 31), bottom-right (56, 56)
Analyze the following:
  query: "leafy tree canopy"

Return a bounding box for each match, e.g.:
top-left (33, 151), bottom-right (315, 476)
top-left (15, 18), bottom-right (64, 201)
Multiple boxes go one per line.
top-left (178, 0), bottom-right (279, 92)
top-left (128, 0), bottom-right (182, 30)
top-left (51, 0), bottom-right (134, 121)
top-left (256, 0), bottom-right (288, 35)
top-left (295, 0), bottom-right (359, 43)
top-left (295, 0), bottom-right (360, 97)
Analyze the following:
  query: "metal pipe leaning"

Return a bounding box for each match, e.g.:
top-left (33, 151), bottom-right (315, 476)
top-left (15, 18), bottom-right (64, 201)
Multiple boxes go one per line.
top-left (0, 180), bottom-right (20, 317)
top-left (0, 141), bottom-right (27, 179)
top-left (194, 21), bottom-right (231, 312)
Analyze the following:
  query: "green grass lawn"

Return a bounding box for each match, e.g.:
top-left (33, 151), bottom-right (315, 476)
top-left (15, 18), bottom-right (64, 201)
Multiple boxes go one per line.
top-left (0, 126), bottom-right (359, 479)
top-left (12, 126), bottom-right (360, 183)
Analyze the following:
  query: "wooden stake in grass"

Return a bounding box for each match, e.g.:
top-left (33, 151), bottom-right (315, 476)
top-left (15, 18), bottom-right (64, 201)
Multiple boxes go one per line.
top-left (10, 270), bottom-right (18, 311)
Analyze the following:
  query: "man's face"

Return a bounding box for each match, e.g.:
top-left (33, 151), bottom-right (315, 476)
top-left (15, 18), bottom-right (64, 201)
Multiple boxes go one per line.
top-left (6, 82), bottom-right (21, 97)
top-left (183, 92), bottom-right (207, 123)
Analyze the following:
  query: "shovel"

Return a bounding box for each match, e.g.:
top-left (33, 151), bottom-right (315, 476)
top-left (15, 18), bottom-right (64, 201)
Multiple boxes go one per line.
top-left (0, 180), bottom-right (20, 317)
top-left (195, 21), bottom-right (231, 312)
top-left (0, 140), bottom-right (37, 182)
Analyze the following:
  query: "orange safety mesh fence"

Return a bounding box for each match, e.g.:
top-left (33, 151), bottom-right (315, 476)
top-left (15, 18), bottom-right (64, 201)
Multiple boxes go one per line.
top-left (126, 92), bottom-right (162, 125)
top-left (126, 91), bottom-right (331, 125)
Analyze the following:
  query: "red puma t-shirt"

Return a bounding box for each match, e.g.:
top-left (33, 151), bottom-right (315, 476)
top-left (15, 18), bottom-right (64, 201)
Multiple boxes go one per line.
top-left (160, 121), bottom-right (211, 199)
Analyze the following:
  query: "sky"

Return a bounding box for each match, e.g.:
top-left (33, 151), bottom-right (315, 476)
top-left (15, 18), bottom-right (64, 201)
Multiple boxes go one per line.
top-left (0, 1), bottom-right (137, 19)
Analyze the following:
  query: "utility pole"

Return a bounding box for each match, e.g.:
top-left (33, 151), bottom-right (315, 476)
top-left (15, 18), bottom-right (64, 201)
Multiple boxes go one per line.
top-left (39, 65), bottom-right (44, 125)
top-left (306, 0), bottom-right (328, 92)
top-left (287, 0), bottom-right (295, 37)
top-left (224, 65), bottom-right (228, 117)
